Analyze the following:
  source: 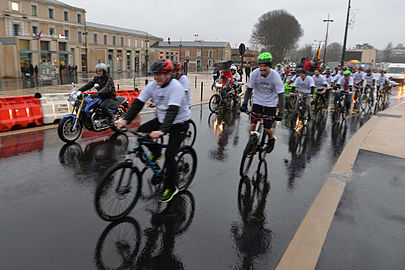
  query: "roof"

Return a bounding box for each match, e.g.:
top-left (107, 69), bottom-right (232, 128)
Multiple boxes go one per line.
top-left (37, 0), bottom-right (85, 11)
top-left (86, 22), bottom-right (160, 39)
top-left (153, 41), bottom-right (230, 48)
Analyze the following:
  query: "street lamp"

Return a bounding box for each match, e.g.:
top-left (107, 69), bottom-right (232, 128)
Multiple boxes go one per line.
top-left (145, 33), bottom-right (150, 77)
top-left (323, 15), bottom-right (334, 67)
top-left (83, 23), bottom-right (88, 73)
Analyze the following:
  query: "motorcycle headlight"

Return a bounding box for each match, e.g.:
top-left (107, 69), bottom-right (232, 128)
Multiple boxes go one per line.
top-left (70, 100), bottom-right (76, 106)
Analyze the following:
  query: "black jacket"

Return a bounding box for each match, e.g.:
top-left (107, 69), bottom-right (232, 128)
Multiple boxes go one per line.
top-left (79, 75), bottom-right (116, 99)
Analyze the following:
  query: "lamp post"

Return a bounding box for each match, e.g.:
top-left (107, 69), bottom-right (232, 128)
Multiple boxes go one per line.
top-left (83, 22), bottom-right (88, 73)
top-left (323, 15), bottom-right (334, 67)
top-left (341, 0), bottom-right (351, 66)
top-left (145, 33), bottom-right (149, 77)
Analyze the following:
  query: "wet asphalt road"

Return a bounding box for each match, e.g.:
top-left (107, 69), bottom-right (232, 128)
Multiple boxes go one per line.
top-left (0, 89), bottom-right (400, 270)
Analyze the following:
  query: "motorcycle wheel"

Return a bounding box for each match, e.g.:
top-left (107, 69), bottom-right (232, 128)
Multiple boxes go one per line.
top-left (111, 107), bottom-right (127, 132)
top-left (58, 117), bottom-right (83, 143)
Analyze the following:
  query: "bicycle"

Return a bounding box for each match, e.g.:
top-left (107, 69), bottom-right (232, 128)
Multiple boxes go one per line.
top-left (239, 112), bottom-right (275, 177)
top-left (290, 92), bottom-right (310, 132)
top-left (332, 91), bottom-right (351, 123)
top-left (95, 130), bottom-right (197, 221)
top-left (209, 85), bottom-right (236, 112)
top-left (359, 85), bottom-right (374, 112)
top-left (374, 85), bottom-right (390, 113)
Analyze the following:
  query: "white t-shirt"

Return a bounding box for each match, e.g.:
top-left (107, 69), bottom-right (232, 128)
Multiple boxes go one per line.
top-left (138, 79), bottom-right (190, 124)
top-left (325, 75), bottom-right (333, 88)
top-left (248, 68), bottom-right (285, 107)
top-left (177, 75), bottom-right (192, 107)
top-left (353, 71), bottom-right (365, 84)
top-left (364, 73), bottom-right (375, 86)
top-left (276, 67), bottom-right (284, 77)
top-left (312, 74), bottom-right (327, 89)
top-left (293, 76), bottom-right (315, 94)
top-left (337, 76), bottom-right (354, 92)
top-left (334, 73), bottom-right (343, 83)
top-left (232, 71), bottom-right (241, 82)
top-left (377, 74), bottom-right (389, 86)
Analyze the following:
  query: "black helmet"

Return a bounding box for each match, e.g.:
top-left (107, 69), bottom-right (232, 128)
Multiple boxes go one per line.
top-left (299, 69), bottom-right (307, 75)
top-left (172, 61), bottom-right (182, 71)
top-left (150, 59), bottom-right (173, 73)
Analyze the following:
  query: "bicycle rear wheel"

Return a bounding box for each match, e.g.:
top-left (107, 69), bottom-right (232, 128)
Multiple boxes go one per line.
top-left (240, 135), bottom-right (257, 177)
top-left (95, 162), bottom-right (142, 221)
top-left (183, 120), bottom-right (197, 147)
top-left (176, 146), bottom-right (197, 191)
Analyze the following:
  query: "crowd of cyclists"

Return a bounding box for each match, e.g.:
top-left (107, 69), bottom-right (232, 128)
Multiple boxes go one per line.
top-left (81, 50), bottom-right (398, 204)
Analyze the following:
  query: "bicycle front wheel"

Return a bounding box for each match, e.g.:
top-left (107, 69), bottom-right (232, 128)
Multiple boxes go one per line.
top-left (209, 94), bottom-right (221, 112)
top-left (183, 120), bottom-right (197, 147)
top-left (240, 135), bottom-right (257, 177)
top-left (176, 146), bottom-right (197, 191)
top-left (95, 162), bottom-right (142, 221)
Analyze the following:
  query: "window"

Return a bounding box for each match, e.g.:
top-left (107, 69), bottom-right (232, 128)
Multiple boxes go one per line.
top-left (77, 13), bottom-right (81, 23)
top-left (185, 50), bottom-right (190, 57)
top-left (141, 40), bottom-right (144, 48)
top-left (49, 28), bottom-right (54, 35)
top-left (31, 5), bottom-right (37, 16)
top-left (48, 8), bottom-right (54, 19)
top-left (128, 38), bottom-right (131, 47)
top-left (93, 33), bottom-right (97, 44)
top-left (32, 26), bottom-right (38, 35)
top-left (197, 50), bottom-right (201, 57)
top-left (11, 2), bottom-right (19, 11)
top-left (121, 37), bottom-right (124, 47)
top-left (12, 24), bottom-right (19, 36)
top-left (64, 11), bottom-right (68, 21)
top-left (113, 36), bottom-right (116, 46)
top-left (208, 50), bottom-right (213, 58)
top-left (64, 30), bottom-right (69, 40)
top-left (104, 35), bottom-right (107, 45)
top-left (78, 31), bottom-right (82, 43)
top-left (135, 39), bottom-right (138, 47)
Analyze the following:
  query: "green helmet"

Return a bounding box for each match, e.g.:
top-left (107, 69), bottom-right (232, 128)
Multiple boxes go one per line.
top-left (257, 52), bottom-right (273, 65)
top-left (277, 63), bottom-right (281, 66)
top-left (343, 70), bottom-right (351, 75)
top-left (326, 66), bottom-right (330, 70)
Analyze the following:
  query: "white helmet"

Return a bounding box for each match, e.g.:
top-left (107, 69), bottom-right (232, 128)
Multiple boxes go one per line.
top-left (230, 65), bottom-right (237, 71)
top-left (95, 62), bottom-right (107, 71)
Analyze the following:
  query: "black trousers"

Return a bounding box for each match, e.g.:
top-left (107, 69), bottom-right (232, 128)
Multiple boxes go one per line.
top-left (99, 98), bottom-right (115, 119)
top-left (137, 118), bottom-right (189, 189)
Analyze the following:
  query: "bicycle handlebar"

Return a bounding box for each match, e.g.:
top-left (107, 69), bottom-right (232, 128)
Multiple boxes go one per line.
top-left (244, 111), bottom-right (276, 120)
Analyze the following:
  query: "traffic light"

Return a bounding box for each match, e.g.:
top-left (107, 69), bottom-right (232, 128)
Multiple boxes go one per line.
top-left (160, 52), bottom-right (164, 59)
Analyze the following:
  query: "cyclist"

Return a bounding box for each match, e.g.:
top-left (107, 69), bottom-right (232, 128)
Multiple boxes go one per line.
top-left (353, 68), bottom-right (365, 102)
top-left (172, 61), bottom-right (192, 108)
top-left (322, 66), bottom-right (331, 75)
top-left (239, 52), bottom-right (284, 153)
top-left (377, 70), bottom-right (389, 92)
top-left (78, 62), bottom-right (116, 124)
top-left (290, 69), bottom-right (315, 120)
top-left (336, 70), bottom-right (354, 114)
top-left (219, 64), bottom-right (233, 99)
top-left (364, 69), bottom-right (376, 94)
top-left (116, 59), bottom-right (191, 202)
top-left (275, 63), bottom-right (285, 79)
top-left (231, 65), bottom-right (241, 82)
top-left (312, 68), bottom-right (328, 105)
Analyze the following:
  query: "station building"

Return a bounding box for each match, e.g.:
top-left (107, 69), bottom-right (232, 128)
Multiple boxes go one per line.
top-left (0, 0), bottom-right (162, 78)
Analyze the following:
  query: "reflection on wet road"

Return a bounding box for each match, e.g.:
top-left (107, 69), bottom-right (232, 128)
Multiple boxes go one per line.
top-left (0, 89), bottom-right (400, 269)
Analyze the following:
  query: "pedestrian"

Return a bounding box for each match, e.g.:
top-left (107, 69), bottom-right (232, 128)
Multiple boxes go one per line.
top-left (296, 58), bottom-right (306, 69)
top-left (29, 64), bottom-right (34, 75)
top-left (212, 67), bottom-right (220, 90)
top-left (74, 65), bottom-right (77, 76)
top-left (34, 65), bottom-right (38, 77)
top-left (245, 65), bottom-right (251, 82)
top-left (237, 65), bottom-right (243, 79)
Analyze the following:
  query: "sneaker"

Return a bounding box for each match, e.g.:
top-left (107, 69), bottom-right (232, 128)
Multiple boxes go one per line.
top-left (265, 137), bottom-right (276, 153)
top-left (239, 102), bottom-right (248, 112)
top-left (160, 187), bottom-right (179, 203)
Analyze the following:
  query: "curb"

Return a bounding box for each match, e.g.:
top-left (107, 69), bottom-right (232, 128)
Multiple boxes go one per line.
top-left (276, 103), bottom-right (402, 270)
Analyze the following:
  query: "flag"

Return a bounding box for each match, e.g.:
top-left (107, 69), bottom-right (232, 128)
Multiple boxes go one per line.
top-left (33, 31), bottom-right (42, 40)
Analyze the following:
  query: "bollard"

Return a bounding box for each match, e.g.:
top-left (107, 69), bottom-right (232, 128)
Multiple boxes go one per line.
top-left (145, 79), bottom-right (149, 86)
top-left (117, 84), bottom-right (120, 90)
top-left (195, 76), bottom-right (197, 88)
top-left (201, 82), bottom-right (203, 102)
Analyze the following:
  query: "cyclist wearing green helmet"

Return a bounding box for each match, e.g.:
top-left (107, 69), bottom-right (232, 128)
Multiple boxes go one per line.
top-left (336, 69), bottom-right (354, 114)
top-left (240, 52), bottom-right (285, 153)
top-left (276, 63), bottom-right (285, 79)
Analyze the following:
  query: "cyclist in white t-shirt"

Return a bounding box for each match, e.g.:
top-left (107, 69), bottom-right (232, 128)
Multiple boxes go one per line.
top-left (240, 52), bottom-right (284, 153)
top-left (290, 69), bottom-right (315, 120)
top-left (172, 61), bottom-right (192, 108)
top-left (312, 68), bottom-right (328, 104)
top-left (116, 59), bottom-right (191, 203)
top-left (364, 69), bottom-right (376, 94)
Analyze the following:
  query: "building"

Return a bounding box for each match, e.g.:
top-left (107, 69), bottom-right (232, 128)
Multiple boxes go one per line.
top-left (0, 0), bottom-right (161, 78)
top-left (152, 40), bottom-right (232, 72)
top-left (345, 49), bottom-right (377, 65)
top-left (231, 48), bottom-right (260, 65)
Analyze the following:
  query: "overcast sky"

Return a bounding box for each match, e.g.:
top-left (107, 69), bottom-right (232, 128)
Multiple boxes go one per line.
top-left (64, 0), bottom-right (404, 50)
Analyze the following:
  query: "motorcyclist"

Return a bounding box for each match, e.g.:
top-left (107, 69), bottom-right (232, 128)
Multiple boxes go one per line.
top-left (78, 63), bottom-right (116, 124)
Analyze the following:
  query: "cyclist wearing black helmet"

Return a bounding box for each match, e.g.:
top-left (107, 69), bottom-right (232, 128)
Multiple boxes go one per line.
top-left (116, 59), bottom-right (190, 202)
top-left (240, 52), bottom-right (285, 153)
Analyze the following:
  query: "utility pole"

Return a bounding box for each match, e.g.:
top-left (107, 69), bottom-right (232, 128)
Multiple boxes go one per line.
top-left (145, 32), bottom-right (149, 77)
top-left (341, 0), bottom-right (351, 66)
top-left (323, 14), bottom-right (334, 67)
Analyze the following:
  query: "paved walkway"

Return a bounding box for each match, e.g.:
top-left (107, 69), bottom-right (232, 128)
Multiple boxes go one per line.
top-left (276, 94), bottom-right (405, 270)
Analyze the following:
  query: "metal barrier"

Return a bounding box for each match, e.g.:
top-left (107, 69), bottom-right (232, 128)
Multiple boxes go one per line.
top-left (40, 93), bottom-right (72, 124)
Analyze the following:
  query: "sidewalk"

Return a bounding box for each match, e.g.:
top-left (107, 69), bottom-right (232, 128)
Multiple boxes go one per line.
top-left (276, 98), bottom-right (405, 270)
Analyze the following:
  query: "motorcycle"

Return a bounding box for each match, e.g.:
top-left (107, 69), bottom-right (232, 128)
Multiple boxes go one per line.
top-left (58, 83), bottom-right (128, 143)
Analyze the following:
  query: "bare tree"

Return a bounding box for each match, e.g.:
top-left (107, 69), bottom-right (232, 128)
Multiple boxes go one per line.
top-left (382, 42), bottom-right (393, 62)
top-left (325, 42), bottom-right (342, 62)
top-left (291, 44), bottom-right (313, 63)
top-left (251, 10), bottom-right (303, 64)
